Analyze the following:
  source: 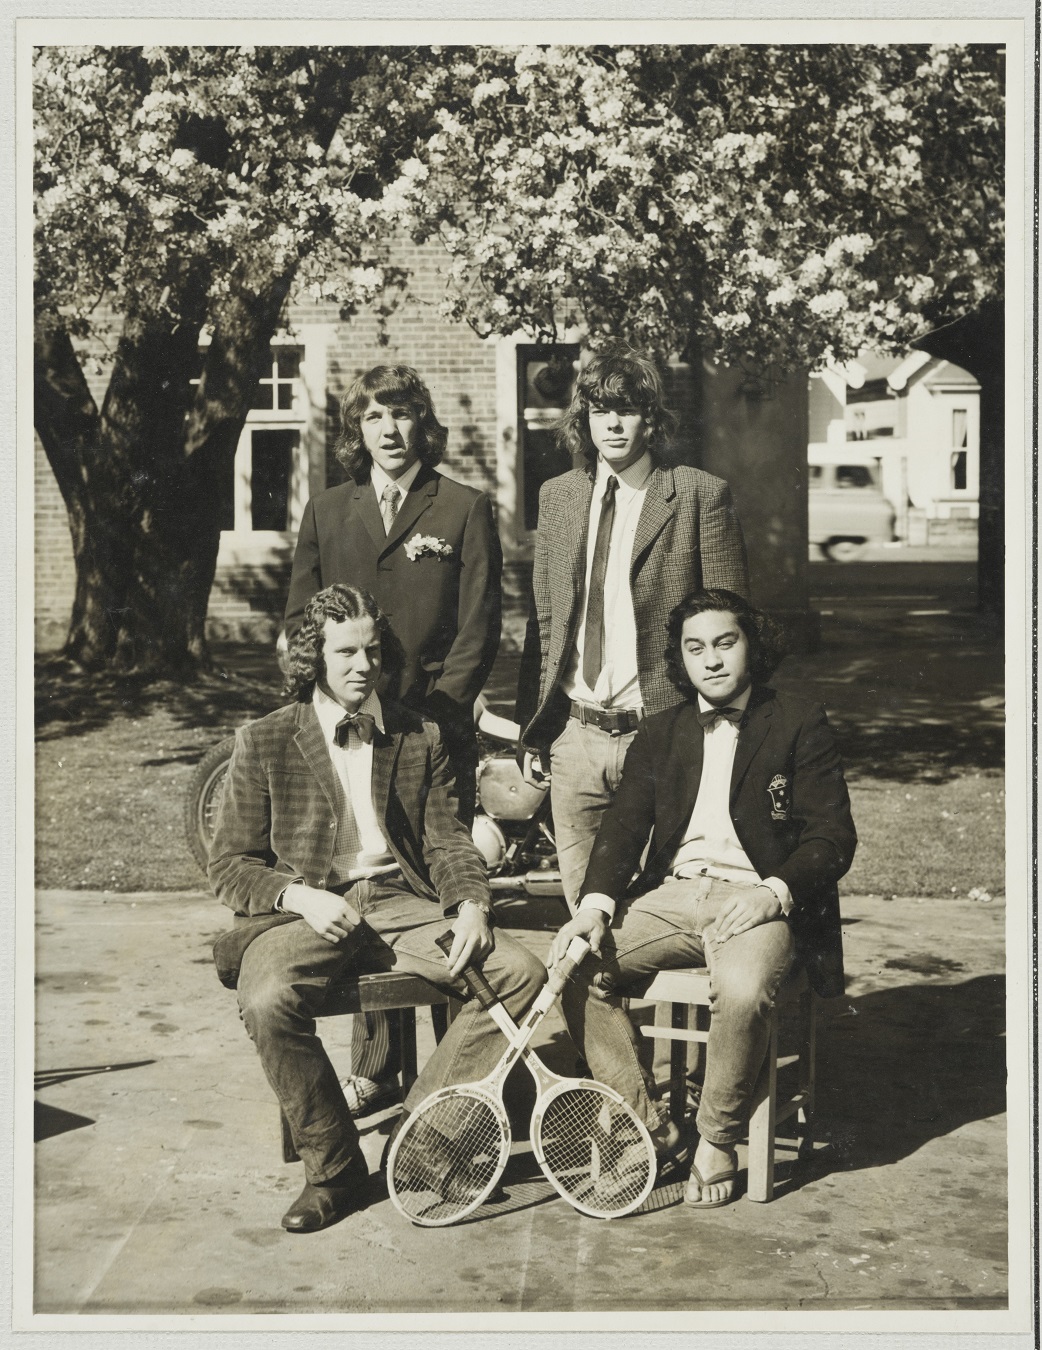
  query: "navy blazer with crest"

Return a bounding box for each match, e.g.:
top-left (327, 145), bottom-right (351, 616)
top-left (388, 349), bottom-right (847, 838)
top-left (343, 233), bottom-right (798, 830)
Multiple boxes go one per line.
top-left (285, 464), bottom-right (502, 733)
top-left (579, 687), bottom-right (857, 998)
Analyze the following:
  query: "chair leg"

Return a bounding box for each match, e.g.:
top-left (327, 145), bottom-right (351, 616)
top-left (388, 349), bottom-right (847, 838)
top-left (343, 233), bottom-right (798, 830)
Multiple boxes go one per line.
top-left (746, 1011), bottom-right (779, 1202)
top-left (280, 1108), bottom-right (300, 1165)
top-left (797, 991), bottom-right (817, 1160)
top-left (399, 1006), bottom-right (419, 1093)
top-left (668, 1001), bottom-right (688, 1124)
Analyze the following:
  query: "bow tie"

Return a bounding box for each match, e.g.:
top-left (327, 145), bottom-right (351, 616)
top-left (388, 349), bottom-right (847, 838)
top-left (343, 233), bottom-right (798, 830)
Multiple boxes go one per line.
top-left (334, 711), bottom-right (377, 746)
top-left (697, 705), bottom-right (745, 730)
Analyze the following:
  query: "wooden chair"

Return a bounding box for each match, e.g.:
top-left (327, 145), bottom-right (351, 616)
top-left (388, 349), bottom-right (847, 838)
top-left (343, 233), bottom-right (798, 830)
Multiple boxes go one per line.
top-left (638, 966), bottom-right (816, 1201)
top-left (279, 970), bottom-right (462, 1163)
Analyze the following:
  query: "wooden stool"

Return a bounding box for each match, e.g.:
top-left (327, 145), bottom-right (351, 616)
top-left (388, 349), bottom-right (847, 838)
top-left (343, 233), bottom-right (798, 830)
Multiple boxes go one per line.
top-left (279, 970), bottom-right (462, 1163)
top-left (638, 966), bottom-right (816, 1201)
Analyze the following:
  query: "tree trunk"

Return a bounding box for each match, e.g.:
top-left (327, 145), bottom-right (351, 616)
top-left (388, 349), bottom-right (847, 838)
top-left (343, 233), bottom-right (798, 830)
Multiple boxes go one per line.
top-left (34, 269), bottom-right (296, 675)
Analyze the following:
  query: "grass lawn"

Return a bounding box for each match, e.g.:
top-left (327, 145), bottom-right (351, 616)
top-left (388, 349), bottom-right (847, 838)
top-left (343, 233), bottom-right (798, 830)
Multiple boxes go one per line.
top-left (34, 584), bottom-right (1006, 900)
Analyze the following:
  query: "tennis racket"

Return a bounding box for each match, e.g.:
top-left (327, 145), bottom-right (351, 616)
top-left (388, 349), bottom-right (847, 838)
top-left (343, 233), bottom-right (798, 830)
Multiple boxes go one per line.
top-left (386, 934), bottom-right (590, 1227)
top-left (388, 935), bottom-right (657, 1225)
top-left (446, 940), bottom-right (658, 1220)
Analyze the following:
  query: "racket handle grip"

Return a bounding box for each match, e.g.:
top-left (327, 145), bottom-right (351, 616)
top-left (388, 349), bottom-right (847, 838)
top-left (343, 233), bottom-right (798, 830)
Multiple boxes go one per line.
top-left (546, 935), bottom-right (591, 994)
top-left (435, 929), bottom-right (501, 1010)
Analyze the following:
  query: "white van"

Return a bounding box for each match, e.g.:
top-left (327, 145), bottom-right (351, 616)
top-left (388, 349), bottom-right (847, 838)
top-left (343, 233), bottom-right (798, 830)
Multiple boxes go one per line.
top-left (807, 446), bottom-right (896, 561)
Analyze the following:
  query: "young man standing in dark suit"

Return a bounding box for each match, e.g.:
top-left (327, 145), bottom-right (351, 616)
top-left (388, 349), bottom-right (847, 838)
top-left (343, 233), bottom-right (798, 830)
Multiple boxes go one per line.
top-left (517, 346), bottom-right (750, 914)
top-left (549, 589), bottom-right (856, 1209)
top-left (210, 584), bottom-right (543, 1233)
top-left (285, 366), bottom-right (503, 1113)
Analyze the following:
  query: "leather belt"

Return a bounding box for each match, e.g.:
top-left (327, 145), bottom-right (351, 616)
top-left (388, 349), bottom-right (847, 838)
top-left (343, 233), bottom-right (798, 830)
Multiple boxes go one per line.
top-left (569, 701), bottom-right (643, 735)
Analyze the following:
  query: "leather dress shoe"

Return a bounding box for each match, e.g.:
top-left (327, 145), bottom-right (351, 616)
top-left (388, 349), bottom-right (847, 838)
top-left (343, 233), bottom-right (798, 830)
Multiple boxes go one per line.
top-left (281, 1153), bottom-right (368, 1233)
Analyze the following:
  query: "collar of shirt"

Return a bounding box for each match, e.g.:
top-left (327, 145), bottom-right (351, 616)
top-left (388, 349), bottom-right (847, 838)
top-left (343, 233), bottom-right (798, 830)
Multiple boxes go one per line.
top-left (313, 683), bottom-right (385, 745)
top-left (595, 451), bottom-right (653, 496)
top-left (370, 458), bottom-right (422, 503)
top-left (696, 684), bottom-right (753, 719)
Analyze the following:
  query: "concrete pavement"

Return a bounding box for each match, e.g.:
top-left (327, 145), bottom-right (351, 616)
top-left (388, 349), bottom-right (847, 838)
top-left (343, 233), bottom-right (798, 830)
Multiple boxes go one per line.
top-left (30, 885), bottom-right (1013, 1319)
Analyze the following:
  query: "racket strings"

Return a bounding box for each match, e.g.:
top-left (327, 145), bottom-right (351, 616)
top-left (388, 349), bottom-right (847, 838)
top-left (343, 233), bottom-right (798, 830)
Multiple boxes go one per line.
top-left (389, 1093), bottom-right (509, 1225)
top-left (536, 1086), bottom-right (655, 1217)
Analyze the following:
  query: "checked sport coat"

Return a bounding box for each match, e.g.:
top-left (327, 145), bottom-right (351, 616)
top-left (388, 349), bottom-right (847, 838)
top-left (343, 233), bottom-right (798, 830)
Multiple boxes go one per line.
top-left (516, 463), bottom-right (750, 751)
top-left (580, 687), bottom-right (858, 998)
top-left (208, 697), bottom-right (491, 922)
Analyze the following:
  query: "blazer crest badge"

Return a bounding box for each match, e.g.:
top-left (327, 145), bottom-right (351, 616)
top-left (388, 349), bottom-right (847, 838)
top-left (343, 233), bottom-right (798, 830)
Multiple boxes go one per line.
top-left (767, 773), bottom-right (791, 821)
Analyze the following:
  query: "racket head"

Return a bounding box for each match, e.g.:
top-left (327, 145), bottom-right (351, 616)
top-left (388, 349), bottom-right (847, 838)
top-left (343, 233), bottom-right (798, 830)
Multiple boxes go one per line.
top-left (531, 1080), bottom-right (657, 1219)
top-left (386, 1086), bottom-right (511, 1227)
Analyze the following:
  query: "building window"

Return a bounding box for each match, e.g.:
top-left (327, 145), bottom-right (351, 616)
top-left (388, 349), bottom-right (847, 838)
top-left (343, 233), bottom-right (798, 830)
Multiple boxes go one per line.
top-left (952, 408), bottom-right (968, 448)
top-left (951, 450), bottom-right (968, 491)
top-left (517, 345), bottom-right (579, 531)
top-left (195, 343), bottom-right (309, 535)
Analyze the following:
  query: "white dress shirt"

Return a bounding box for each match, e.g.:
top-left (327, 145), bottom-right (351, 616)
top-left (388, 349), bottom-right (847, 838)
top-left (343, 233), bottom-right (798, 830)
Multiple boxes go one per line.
top-left (579, 684), bottom-right (792, 920)
top-left (562, 453), bottom-right (653, 710)
top-left (312, 684), bottom-right (397, 882)
top-left (370, 458), bottom-right (423, 532)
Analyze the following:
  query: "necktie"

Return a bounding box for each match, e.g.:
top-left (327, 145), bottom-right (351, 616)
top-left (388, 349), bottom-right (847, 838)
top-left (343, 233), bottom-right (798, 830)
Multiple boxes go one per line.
top-left (334, 711), bottom-right (377, 747)
top-left (582, 475), bottom-right (618, 692)
top-left (380, 483), bottom-right (401, 534)
top-left (697, 705), bottom-right (745, 730)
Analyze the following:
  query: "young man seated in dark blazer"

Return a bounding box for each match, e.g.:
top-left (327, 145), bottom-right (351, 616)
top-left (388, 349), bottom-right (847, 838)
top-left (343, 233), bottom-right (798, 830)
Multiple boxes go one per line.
top-left (209, 584), bottom-right (543, 1234)
top-left (549, 588), bottom-right (856, 1209)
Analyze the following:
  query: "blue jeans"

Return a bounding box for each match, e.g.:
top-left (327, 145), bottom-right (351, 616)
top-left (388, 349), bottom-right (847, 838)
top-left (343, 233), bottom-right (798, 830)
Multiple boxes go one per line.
top-left (549, 716), bottom-right (639, 912)
top-left (237, 878), bottom-right (545, 1183)
top-left (560, 876), bottom-right (796, 1147)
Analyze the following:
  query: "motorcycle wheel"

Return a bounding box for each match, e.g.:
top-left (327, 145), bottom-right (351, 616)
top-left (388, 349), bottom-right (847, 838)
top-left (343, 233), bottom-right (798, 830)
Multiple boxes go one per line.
top-left (184, 735), bottom-right (236, 873)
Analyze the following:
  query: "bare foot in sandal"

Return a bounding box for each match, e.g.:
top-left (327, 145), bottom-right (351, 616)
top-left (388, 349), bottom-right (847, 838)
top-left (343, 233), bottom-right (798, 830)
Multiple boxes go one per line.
top-left (684, 1139), bottom-right (738, 1208)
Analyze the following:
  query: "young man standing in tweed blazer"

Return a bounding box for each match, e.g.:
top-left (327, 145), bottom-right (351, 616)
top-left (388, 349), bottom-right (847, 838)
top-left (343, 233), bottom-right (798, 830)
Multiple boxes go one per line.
top-left (210, 584), bottom-right (543, 1234)
top-left (516, 346), bottom-right (750, 911)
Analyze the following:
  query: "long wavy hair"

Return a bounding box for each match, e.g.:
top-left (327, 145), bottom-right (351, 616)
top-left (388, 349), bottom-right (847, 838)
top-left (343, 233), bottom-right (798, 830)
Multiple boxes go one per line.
top-left (556, 345), bottom-right (679, 476)
top-left (664, 589), bottom-right (787, 698)
top-left (334, 365), bottom-right (448, 482)
top-left (283, 583), bottom-right (404, 703)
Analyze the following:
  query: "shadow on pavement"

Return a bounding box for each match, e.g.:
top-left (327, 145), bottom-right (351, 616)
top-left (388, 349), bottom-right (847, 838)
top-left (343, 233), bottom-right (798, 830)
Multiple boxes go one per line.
top-left (811, 974), bottom-right (1005, 1178)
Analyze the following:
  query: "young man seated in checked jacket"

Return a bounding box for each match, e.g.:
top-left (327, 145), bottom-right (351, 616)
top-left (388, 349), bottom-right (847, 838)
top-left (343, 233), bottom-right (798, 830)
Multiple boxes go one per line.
top-left (209, 583), bottom-right (544, 1233)
top-left (549, 588), bottom-right (856, 1208)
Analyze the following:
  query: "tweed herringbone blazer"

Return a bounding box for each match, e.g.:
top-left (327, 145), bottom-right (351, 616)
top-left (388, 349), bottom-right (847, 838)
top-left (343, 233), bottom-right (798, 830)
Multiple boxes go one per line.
top-left (581, 689), bottom-right (857, 998)
top-left (517, 464), bottom-right (750, 750)
top-left (207, 697), bottom-right (491, 919)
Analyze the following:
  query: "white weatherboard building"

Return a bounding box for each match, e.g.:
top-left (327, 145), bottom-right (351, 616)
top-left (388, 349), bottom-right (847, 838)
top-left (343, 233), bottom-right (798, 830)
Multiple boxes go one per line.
top-left (808, 350), bottom-right (980, 545)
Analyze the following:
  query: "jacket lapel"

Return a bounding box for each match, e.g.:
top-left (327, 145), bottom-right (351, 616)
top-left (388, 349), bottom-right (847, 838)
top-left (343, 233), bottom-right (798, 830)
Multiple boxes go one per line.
top-left (382, 466), bottom-right (438, 557)
top-left (352, 479), bottom-right (388, 554)
top-left (653, 705), bottom-right (705, 861)
top-left (631, 466), bottom-right (676, 577)
top-left (552, 471), bottom-right (595, 640)
top-left (292, 702), bottom-right (340, 813)
top-left (729, 687), bottom-right (775, 807)
top-left (370, 716), bottom-right (403, 824)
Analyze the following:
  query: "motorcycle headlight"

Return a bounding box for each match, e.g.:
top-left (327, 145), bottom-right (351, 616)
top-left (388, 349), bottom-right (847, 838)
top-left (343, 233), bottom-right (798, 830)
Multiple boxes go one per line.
top-left (470, 813), bottom-right (507, 869)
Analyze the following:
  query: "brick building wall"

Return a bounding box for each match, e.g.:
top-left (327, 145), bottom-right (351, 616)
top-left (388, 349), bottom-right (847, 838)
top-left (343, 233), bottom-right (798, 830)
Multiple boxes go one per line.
top-left (34, 241), bottom-right (523, 652)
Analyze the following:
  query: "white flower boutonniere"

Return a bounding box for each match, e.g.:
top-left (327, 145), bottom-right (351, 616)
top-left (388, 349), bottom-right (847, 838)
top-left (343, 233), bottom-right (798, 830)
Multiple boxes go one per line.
top-left (404, 533), bottom-right (454, 561)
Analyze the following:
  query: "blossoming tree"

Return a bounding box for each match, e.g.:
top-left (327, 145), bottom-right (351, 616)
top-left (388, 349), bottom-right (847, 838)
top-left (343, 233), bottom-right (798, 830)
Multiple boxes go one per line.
top-left (388, 43), bottom-right (1004, 372)
top-left (35, 43), bottom-right (1005, 674)
top-left (34, 45), bottom-right (421, 673)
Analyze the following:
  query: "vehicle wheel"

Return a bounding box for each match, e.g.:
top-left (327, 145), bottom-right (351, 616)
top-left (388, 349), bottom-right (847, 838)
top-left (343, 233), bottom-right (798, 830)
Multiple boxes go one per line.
top-left (184, 735), bottom-right (236, 873)
top-left (824, 538), bottom-right (867, 562)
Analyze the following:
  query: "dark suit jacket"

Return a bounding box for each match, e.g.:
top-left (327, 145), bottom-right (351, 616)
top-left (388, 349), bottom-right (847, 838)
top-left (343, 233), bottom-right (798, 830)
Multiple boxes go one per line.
top-left (517, 463), bottom-right (749, 751)
top-left (208, 697), bottom-right (492, 921)
top-left (580, 688), bottom-right (857, 997)
top-left (285, 465), bottom-right (503, 736)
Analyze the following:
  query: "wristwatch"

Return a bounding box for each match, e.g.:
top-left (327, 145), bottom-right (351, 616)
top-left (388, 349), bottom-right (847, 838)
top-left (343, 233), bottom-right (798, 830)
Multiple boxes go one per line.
top-left (458, 898), bottom-right (494, 924)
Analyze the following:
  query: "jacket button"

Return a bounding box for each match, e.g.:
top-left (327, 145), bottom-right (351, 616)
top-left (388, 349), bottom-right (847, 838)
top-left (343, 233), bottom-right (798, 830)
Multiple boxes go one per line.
top-left (329, 821), bottom-right (336, 829)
